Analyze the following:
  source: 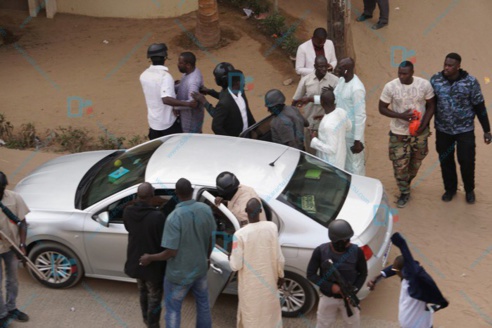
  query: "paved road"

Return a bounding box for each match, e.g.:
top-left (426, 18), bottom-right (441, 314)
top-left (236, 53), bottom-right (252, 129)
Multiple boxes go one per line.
top-left (14, 268), bottom-right (400, 328)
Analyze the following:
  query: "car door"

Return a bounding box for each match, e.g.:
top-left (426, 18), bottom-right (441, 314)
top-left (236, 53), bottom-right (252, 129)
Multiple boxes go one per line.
top-left (200, 190), bottom-right (240, 307)
top-left (239, 114), bottom-right (274, 141)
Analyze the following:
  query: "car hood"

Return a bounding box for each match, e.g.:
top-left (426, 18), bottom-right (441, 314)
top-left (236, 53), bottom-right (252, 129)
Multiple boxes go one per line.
top-left (335, 174), bottom-right (384, 236)
top-left (14, 150), bottom-right (115, 211)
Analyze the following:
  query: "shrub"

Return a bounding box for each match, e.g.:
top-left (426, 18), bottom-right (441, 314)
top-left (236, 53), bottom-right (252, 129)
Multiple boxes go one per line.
top-left (261, 12), bottom-right (285, 36)
top-left (54, 126), bottom-right (93, 153)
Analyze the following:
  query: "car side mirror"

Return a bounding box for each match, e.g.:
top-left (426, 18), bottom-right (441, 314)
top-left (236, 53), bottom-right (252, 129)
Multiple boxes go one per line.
top-left (95, 211), bottom-right (110, 227)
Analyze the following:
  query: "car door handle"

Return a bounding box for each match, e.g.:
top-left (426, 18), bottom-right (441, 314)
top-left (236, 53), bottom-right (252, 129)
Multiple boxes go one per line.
top-left (210, 263), bottom-right (223, 275)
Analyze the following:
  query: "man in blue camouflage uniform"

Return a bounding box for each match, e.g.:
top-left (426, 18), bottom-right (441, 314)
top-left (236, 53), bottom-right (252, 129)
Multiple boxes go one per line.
top-left (431, 53), bottom-right (492, 204)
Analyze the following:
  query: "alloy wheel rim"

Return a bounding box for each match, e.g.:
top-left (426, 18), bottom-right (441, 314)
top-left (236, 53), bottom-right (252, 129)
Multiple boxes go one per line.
top-left (279, 278), bottom-right (306, 313)
top-left (35, 251), bottom-right (73, 284)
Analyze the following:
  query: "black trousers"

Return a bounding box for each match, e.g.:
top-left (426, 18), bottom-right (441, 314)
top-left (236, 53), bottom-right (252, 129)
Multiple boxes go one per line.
top-left (148, 118), bottom-right (182, 140)
top-left (435, 130), bottom-right (476, 193)
top-left (137, 278), bottom-right (164, 328)
top-left (363, 0), bottom-right (389, 23)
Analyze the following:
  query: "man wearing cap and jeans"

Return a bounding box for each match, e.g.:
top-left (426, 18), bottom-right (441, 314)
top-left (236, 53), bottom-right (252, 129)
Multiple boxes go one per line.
top-left (140, 43), bottom-right (196, 140)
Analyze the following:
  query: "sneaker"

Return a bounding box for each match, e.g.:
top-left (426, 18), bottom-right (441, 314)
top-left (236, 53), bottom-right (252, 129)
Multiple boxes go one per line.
top-left (356, 14), bottom-right (373, 22)
top-left (371, 21), bottom-right (388, 30)
top-left (466, 191), bottom-right (476, 204)
top-left (8, 309), bottom-right (29, 322)
top-left (441, 191), bottom-right (456, 202)
top-left (397, 193), bottom-right (410, 208)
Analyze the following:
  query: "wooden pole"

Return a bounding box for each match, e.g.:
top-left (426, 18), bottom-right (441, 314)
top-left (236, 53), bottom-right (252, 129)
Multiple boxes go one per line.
top-left (327, 0), bottom-right (346, 60)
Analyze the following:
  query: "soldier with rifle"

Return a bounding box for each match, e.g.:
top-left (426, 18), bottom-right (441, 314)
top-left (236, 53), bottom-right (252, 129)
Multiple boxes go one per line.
top-left (0, 172), bottom-right (30, 326)
top-left (306, 219), bottom-right (367, 328)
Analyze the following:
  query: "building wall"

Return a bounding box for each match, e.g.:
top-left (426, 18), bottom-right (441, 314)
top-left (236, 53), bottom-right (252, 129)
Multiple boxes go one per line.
top-left (56, 0), bottom-right (198, 18)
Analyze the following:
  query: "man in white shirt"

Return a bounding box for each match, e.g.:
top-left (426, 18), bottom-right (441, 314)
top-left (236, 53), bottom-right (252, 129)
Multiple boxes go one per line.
top-left (295, 28), bottom-right (337, 77)
top-left (140, 43), bottom-right (195, 140)
top-left (292, 56), bottom-right (339, 154)
top-left (311, 90), bottom-right (352, 168)
top-left (379, 61), bottom-right (435, 207)
top-left (334, 58), bottom-right (367, 176)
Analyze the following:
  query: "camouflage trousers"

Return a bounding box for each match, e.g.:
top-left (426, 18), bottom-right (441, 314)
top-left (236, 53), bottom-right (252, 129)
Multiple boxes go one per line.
top-left (388, 128), bottom-right (430, 194)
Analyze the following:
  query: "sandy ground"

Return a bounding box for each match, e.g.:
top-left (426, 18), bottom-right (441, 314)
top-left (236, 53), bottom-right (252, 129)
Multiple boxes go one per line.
top-left (1, 0), bottom-right (492, 327)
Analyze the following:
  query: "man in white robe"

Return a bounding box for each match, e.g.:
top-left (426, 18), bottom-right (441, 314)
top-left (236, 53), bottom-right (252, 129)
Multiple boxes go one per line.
top-left (311, 90), bottom-right (352, 168)
top-left (229, 198), bottom-right (285, 328)
top-left (334, 57), bottom-right (367, 175)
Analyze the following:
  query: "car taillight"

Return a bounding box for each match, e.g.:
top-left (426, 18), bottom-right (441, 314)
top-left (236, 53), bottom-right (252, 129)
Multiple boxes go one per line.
top-left (361, 245), bottom-right (373, 261)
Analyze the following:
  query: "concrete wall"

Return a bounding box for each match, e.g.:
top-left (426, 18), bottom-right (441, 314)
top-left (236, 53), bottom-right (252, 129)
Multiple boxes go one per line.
top-left (56, 0), bottom-right (198, 18)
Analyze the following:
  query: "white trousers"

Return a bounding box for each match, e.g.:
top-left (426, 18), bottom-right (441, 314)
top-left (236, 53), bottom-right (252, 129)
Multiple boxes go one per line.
top-left (316, 295), bottom-right (360, 328)
top-left (344, 141), bottom-right (365, 176)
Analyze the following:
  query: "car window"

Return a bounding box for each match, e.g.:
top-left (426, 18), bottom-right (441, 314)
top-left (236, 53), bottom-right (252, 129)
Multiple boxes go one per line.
top-left (239, 114), bottom-right (274, 141)
top-left (81, 139), bottom-right (163, 209)
top-left (277, 153), bottom-right (351, 227)
top-left (105, 189), bottom-right (177, 223)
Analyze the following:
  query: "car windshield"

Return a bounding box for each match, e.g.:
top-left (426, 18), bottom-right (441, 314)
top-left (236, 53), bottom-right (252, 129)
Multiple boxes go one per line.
top-left (80, 140), bottom-right (163, 209)
top-left (277, 154), bottom-right (351, 227)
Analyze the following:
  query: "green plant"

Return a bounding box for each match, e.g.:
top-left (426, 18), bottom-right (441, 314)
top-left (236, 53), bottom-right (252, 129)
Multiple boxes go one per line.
top-left (54, 126), bottom-right (93, 153)
top-left (281, 33), bottom-right (301, 57)
top-left (127, 135), bottom-right (145, 148)
top-left (261, 12), bottom-right (286, 36)
top-left (98, 130), bottom-right (125, 150)
top-left (0, 113), bottom-right (13, 139)
top-left (247, 0), bottom-right (269, 13)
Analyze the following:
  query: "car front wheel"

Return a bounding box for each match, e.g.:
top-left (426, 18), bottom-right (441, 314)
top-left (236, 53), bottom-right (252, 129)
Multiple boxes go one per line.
top-left (28, 242), bottom-right (84, 288)
top-left (279, 271), bottom-right (317, 317)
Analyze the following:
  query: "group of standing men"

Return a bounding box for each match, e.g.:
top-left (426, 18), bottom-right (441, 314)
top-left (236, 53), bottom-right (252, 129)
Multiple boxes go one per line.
top-left (123, 171), bottom-right (284, 328)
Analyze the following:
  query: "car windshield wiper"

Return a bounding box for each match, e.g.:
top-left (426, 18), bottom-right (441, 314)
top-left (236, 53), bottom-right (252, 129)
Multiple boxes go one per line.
top-left (75, 151), bottom-right (123, 209)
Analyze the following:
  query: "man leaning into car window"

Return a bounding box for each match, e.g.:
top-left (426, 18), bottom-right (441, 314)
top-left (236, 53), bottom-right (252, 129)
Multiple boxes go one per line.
top-left (123, 182), bottom-right (167, 328)
top-left (306, 219), bottom-right (367, 328)
top-left (214, 172), bottom-right (266, 227)
top-left (0, 172), bottom-right (30, 325)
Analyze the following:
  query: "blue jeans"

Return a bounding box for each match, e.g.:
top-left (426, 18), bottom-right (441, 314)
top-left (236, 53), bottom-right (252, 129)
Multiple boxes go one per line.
top-left (164, 275), bottom-right (211, 328)
top-left (0, 251), bottom-right (19, 319)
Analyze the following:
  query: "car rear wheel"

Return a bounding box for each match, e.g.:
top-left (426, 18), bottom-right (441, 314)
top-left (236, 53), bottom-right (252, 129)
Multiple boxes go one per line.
top-left (28, 242), bottom-right (84, 288)
top-left (279, 271), bottom-right (317, 317)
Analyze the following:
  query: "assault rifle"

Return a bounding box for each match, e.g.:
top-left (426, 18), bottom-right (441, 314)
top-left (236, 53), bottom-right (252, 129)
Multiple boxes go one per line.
top-left (325, 259), bottom-right (361, 317)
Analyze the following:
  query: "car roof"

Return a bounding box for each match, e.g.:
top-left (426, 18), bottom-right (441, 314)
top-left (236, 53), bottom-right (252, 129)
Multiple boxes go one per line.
top-left (145, 134), bottom-right (300, 197)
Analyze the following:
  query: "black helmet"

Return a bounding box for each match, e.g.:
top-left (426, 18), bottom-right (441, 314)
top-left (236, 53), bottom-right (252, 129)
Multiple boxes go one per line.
top-left (213, 62), bottom-right (235, 88)
top-left (216, 171), bottom-right (240, 196)
top-left (265, 89), bottom-right (286, 107)
top-left (328, 219), bottom-right (354, 242)
top-left (147, 43), bottom-right (168, 59)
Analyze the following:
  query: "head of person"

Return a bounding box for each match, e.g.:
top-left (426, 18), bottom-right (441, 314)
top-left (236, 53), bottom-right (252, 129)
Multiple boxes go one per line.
top-left (320, 88), bottom-right (336, 114)
top-left (314, 55), bottom-right (329, 78)
top-left (312, 27), bottom-right (328, 50)
top-left (392, 255), bottom-right (404, 279)
top-left (0, 171), bottom-right (7, 201)
top-left (147, 43), bottom-right (168, 66)
top-left (176, 178), bottom-right (193, 202)
top-left (265, 89), bottom-right (286, 116)
top-left (245, 198), bottom-right (262, 223)
top-left (328, 219), bottom-right (354, 252)
top-left (216, 171), bottom-right (240, 201)
top-left (213, 62), bottom-right (235, 88)
top-left (228, 70), bottom-right (245, 95)
top-left (398, 61), bottom-right (414, 85)
top-left (177, 51), bottom-right (196, 74)
top-left (443, 52), bottom-right (461, 78)
top-left (137, 182), bottom-right (154, 204)
top-left (335, 57), bottom-right (355, 78)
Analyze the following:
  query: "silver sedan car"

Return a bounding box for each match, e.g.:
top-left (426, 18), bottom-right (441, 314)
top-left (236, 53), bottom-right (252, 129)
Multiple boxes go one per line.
top-left (15, 134), bottom-right (393, 317)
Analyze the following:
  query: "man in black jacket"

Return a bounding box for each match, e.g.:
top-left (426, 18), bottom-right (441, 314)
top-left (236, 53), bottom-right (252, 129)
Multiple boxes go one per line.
top-left (123, 182), bottom-right (166, 328)
top-left (306, 219), bottom-right (367, 328)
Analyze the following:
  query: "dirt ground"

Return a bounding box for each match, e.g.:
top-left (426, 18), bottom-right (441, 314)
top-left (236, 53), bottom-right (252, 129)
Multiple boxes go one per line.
top-left (1, 0), bottom-right (492, 327)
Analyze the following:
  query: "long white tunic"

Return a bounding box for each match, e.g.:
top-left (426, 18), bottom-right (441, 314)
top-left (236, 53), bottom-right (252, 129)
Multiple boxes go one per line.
top-left (229, 221), bottom-right (285, 328)
top-left (310, 108), bottom-right (352, 169)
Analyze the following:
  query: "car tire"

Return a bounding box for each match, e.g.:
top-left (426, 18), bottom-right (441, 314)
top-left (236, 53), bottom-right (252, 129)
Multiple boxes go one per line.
top-left (28, 242), bottom-right (84, 289)
top-left (280, 271), bottom-right (317, 317)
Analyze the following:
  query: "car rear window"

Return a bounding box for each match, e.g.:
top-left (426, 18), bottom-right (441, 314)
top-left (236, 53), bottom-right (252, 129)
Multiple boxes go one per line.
top-left (277, 154), bottom-right (351, 227)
